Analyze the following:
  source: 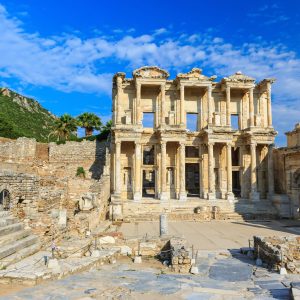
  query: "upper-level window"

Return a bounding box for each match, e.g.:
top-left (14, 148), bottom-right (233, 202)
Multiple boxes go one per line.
top-left (185, 146), bottom-right (198, 158)
top-left (143, 112), bottom-right (154, 128)
top-left (186, 113), bottom-right (198, 131)
top-left (231, 114), bottom-right (239, 130)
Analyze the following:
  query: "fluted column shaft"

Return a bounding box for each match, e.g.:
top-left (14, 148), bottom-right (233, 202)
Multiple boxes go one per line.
top-left (207, 86), bottom-right (213, 125)
top-left (268, 144), bottom-right (274, 198)
top-left (115, 141), bottom-right (121, 195)
top-left (207, 142), bottom-right (215, 199)
top-left (136, 82), bottom-right (142, 125)
top-left (133, 142), bottom-right (142, 201)
top-left (179, 142), bottom-right (187, 201)
top-left (180, 84), bottom-right (185, 125)
top-left (226, 86), bottom-right (231, 126)
top-left (161, 84), bottom-right (166, 126)
top-left (226, 143), bottom-right (234, 201)
top-left (116, 77), bottom-right (122, 124)
top-left (267, 83), bottom-right (272, 127)
top-left (249, 87), bottom-right (254, 127)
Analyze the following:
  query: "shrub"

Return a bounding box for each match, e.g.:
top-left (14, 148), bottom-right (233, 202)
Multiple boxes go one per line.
top-left (76, 167), bottom-right (86, 178)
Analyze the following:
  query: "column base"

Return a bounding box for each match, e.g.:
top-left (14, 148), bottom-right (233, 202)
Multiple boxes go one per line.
top-left (226, 192), bottom-right (235, 202)
top-left (207, 192), bottom-right (216, 200)
top-left (133, 192), bottom-right (142, 202)
top-left (160, 192), bottom-right (169, 202)
top-left (267, 193), bottom-right (274, 201)
top-left (111, 193), bottom-right (121, 202)
top-left (250, 191), bottom-right (260, 202)
top-left (178, 192), bottom-right (187, 202)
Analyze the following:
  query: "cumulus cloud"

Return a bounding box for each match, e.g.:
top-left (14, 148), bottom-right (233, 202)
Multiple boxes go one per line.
top-left (0, 4), bottom-right (299, 144)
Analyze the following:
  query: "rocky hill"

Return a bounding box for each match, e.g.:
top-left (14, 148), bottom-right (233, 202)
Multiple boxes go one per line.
top-left (0, 88), bottom-right (57, 142)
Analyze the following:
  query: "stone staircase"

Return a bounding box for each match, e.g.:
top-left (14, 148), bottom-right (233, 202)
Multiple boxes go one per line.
top-left (121, 199), bottom-right (278, 222)
top-left (0, 210), bottom-right (40, 269)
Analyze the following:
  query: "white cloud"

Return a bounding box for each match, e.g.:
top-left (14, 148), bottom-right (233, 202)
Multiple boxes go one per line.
top-left (0, 4), bottom-right (299, 145)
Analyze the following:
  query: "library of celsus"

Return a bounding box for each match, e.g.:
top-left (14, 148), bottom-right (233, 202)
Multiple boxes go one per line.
top-left (110, 66), bottom-right (277, 214)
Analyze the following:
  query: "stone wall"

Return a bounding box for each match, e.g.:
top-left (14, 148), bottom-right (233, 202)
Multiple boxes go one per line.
top-left (0, 137), bottom-right (111, 242)
top-left (254, 236), bottom-right (300, 273)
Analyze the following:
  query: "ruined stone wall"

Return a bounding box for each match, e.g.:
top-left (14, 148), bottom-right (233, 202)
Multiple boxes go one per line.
top-left (0, 137), bottom-right (111, 241)
top-left (254, 236), bottom-right (300, 273)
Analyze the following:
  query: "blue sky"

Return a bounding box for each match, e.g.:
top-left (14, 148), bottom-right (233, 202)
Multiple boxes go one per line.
top-left (0, 0), bottom-right (299, 145)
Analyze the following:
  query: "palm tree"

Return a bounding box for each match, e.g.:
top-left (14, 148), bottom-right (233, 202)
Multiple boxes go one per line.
top-left (101, 120), bottom-right (112, 133)
top-left (49, 114), bottom-right (78, 141)
top-left (77, 113), bottom-right (102, 137)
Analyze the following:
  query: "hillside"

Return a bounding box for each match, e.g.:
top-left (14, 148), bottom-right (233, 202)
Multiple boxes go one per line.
top-left (0, 88), bottom-right (57, 142)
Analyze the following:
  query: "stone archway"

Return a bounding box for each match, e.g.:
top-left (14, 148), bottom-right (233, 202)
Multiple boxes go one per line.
top-left (0, 189), bottom-right (11, 210)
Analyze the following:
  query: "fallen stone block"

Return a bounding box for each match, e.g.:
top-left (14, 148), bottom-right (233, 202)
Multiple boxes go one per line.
top-left (99, 236), bottom-right (115, 244)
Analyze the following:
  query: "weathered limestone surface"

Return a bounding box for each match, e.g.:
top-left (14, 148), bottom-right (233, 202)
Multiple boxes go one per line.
top-left (110, 66), bottom-right (277, 219)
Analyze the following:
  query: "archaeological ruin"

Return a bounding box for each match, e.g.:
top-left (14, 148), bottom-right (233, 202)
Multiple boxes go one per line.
top-left (110, 66), bottom-right (278, 220)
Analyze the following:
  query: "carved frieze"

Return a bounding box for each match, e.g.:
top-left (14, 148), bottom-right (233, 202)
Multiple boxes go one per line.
top-left (176, 68), bottom-right (216, 82)
top-left (132, 66), bottom-right (169, 79)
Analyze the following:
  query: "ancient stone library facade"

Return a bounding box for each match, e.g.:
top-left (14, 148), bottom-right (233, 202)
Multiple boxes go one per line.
top-left (110, 66), bottom-right (277, 204)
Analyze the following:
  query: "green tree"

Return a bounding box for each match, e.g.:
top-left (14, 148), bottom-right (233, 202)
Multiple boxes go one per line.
top-left (77, 112), bottom-right (102, 137)
top-left (49, 114), bottom-right (78, 141)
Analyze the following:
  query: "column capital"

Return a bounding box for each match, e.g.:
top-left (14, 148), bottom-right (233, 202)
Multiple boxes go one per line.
top-left (160, 83), bottom-right (166, 89)
top-left (250, 141), bottom-right (257, 146)
top-left (226, 85), bottom-right (230, 93)
top-left (226, 142), bottom-right (233, 147)
top-left (115, 141), bottom-right (121, 146)
top-left (208, 142), bottom-right (215, 146)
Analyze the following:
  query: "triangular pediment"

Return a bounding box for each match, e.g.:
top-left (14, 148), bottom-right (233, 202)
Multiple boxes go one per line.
top-left (176, 68), bottom-right (216, 81)
top-left (223, 71), bottom-right (255, 83)
top-left (133, 66), bottom-right (169, 79)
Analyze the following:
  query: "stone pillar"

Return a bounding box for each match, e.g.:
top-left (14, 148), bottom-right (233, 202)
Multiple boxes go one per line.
top-left (133, 142), bottom-right (142, 201)
top-left (116, 76), bottom-right (122, 124)
top-left (250, 142), bottom-right (260, 201)
top-left (226, 143), bottom-right (234, 201)
top-left (226, 86), bottom-right (231, 126)
top-left (180, 84), bottom-right (185, 126)
top-left (160, 141), bottom-right (168, 201)
top-left (267, 83), bottom-right (272, 127)
top-left (207, 142), bottom-right (215, 200)
top-left (136, 82), bottom-right (142, 125)
top-left (207, 86), bottom-right (213, 125)
top-left (161, 83), bottom-right (166, 126)
top-left (267, 143), bottom-right (275, 200)
top-left (249, 87), bottom-right (255, 127)
top-left (199, 144), bottom-right (204, 198)
top-left (179, 142), bottom-right (187, 201)
top-left (115, 141), bottom-right (121, 196)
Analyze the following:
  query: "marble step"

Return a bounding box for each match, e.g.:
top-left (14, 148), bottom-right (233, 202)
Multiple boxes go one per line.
top-left (0, 217), bottom-right (19, 228)
top-left (0, 229), bottom-right (31, 247)
top-left (0, 242), bottom-right (41, 269)
top-left (0, 235), bottom-right (38, 260)
top-left (0, 223), bottom-right (23, 237)
top-left (0, 211), bottom-right (10, 218)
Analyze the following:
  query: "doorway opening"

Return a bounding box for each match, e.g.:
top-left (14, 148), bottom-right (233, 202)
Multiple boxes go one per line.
top-left (185, 163), bottom-right (200, 196)
top-left (232, 171), bottom-right (241, 197)
top-left (142, 169), bottom-right (155, 198)
top-left (0, 189), bottom-right (10, 210)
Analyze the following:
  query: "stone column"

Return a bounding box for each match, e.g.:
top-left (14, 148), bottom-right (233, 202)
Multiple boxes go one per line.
top-left (161, 83), bottom-right (166, 126)
top-left (267, 83), bottom-right (272, 127)
top-left (249, 87), bottom-right (254, 127)
top-left (199, 145), bottom-right (204, 198)
top-left (267, 143), bottom-right (275, 200)
top-left (136, 82), bottom-right (142, 125)
top-left (116, 76), bottom-right (122, 124)
top-left (250, 142), bottom-right (260, 201)
top-left (207, 142), bottom-right (215, 200)
top-left (160, 141), bottom-right (168, 201)
top-left (180, 84), bottom-right (185, 126)
top-left (207, 86), bottom-right (213, 125)
top-left (133, 142), bottom-right (142, 201)
top-left (226, 86), bottom-right (231, 126)
top-left (226, 143), bottom-right (234, 201)
top-left (115, 141), bottom-right (121, 196)
top-left (179, 142), bottom-right (187, 201)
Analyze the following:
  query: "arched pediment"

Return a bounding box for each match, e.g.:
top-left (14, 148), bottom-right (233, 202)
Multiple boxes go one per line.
top-left (133, 66), bottom-right (169, 79)
top-left (222, 71), bottom-right (255, 83)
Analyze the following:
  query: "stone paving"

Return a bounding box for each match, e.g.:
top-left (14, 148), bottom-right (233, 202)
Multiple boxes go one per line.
top-left (1, 250), bottom-right (299, 299)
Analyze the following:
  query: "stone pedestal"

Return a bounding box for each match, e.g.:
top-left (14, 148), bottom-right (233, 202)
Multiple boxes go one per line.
top-left (160, 192), bottom-right (169, 202)
top-left (250, 191), bottom-right (260, 202)
top-left (226, 192), bottom-right (235, 202)
top-left (133, 192), bottom-right (142, 202)
top-left (178, 192), bottom-right (187, 202)
top-left (207, 192), bottom-right (216, 200)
